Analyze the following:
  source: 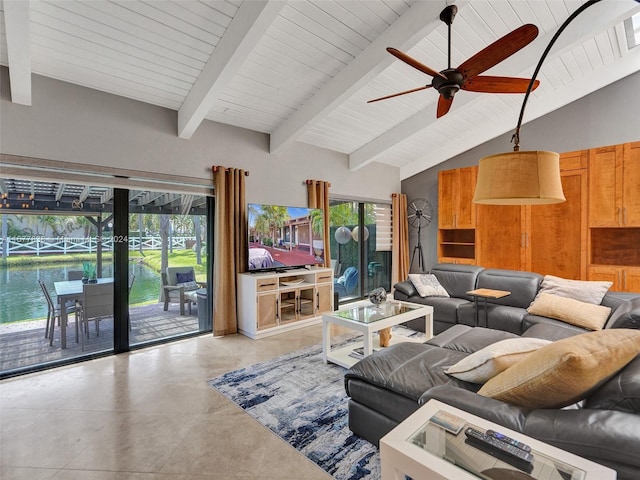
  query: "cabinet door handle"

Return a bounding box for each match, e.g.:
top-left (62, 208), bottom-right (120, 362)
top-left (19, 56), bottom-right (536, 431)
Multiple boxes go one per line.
top-left (616, 207), bottom-right (621, 225)
top-left (276, 298), bottom-right (279, 320)
top-left (624, 207), bottom-right (628, 226)
top-left (316, 292), bottom-right (320, 311)
top-left (623, 271), bottom-right (627, 290)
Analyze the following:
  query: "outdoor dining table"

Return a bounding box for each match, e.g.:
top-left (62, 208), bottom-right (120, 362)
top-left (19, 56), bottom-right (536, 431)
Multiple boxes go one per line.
top-left (54, 278), bottom-right (113, 349)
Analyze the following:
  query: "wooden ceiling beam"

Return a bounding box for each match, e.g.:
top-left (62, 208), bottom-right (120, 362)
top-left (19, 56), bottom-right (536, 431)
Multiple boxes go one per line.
top-left (269, 0), bottom-right (469, 155)
top-left (3, 0), bottom-right (31, 105)
top-left (177, 0), bottom-right (285, 139)
top-left (350, 1), bottom-right (640, 176)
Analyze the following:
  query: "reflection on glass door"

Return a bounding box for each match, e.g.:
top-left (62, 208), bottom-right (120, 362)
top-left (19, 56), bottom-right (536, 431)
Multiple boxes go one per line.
top-left (329, 200), bottom-right (391, 305)
top-left (128, 193), bottom-right (209, 347)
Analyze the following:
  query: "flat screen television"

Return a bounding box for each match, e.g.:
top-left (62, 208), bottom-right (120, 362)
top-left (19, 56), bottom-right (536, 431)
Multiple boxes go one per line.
top-left (247, 203), bottom-right (324, 272)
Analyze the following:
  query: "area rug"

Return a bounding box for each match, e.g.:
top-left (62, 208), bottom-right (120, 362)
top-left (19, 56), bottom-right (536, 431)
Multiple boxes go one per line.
top-left (208, 327), bottom-right (426, 479)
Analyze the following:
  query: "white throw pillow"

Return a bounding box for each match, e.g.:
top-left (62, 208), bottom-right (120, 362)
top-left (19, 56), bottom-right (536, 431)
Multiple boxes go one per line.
top-left (535, 275), bottom-right (612, 305)
top-left (408, 274), bottom-right (449, 298)
top-left (445, 337), bottom-right (551, 383)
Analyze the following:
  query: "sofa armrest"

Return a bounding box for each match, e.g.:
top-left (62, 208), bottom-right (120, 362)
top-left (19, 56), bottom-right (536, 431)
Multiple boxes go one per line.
top-left (524, 409), bottom-right (640, 470)
top-left (418, 385), bottom-right (527, 433)
top-left (393, 280), bottom-right (417, 297)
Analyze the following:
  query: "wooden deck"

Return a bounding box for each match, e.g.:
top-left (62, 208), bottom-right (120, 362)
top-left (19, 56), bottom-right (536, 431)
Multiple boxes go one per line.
top-left (0, 302), bottom-right (201, 372)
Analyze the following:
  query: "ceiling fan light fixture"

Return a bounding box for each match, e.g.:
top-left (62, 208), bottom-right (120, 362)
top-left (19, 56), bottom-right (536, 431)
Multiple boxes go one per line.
top-left (473, 150), bottom-right (565, 205)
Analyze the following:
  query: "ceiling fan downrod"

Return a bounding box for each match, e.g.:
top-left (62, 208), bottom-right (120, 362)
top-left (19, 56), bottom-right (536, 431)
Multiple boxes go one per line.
top-left (440, 5), bottom-right (458, 70)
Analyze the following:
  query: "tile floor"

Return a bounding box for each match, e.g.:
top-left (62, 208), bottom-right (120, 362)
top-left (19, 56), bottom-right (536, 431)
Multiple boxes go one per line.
top-left (0, 324), bottom-right (336, 480)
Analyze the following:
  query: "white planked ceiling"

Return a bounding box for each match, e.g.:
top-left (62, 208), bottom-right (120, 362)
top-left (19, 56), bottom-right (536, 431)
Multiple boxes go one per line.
top-left (2, 0), bottom-right (639, 180)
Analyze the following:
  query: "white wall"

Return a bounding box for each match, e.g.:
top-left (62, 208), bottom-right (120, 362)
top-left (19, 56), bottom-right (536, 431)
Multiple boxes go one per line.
top-left (0, 67), bottom-right (400, 206)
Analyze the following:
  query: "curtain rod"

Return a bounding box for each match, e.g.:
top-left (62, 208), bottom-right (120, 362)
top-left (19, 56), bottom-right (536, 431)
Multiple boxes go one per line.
top-left (304, 179), bottom-right (331, 187)
top-left (212, 166), bottom-right (249, 176)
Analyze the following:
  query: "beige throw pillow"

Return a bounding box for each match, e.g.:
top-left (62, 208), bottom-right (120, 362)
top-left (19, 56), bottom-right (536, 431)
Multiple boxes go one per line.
top-left (528, 293), bottom-right (611, 330)
top-left (445, 337), bottom-right (551, 383)
top-left (408, 274), bottom-right (449, 298)
top-left (477, 329), bottom-right (640, 409)
top-left (535, 275), bottom-right (612, 305)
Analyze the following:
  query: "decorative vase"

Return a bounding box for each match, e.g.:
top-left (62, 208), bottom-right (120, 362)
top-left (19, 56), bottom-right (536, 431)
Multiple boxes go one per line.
top-left (368, 287), bottom-right (387, 306)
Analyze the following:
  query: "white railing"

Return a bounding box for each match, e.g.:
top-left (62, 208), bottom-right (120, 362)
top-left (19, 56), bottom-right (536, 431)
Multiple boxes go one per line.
top-left (0, 236), bottom-right (196, 256)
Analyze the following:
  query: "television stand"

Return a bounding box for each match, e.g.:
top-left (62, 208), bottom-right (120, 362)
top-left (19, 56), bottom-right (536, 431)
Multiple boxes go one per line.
top-left (237, 267), bottom-right (334, 339)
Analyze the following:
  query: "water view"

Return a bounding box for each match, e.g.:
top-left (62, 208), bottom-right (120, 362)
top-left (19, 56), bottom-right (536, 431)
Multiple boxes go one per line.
top-left (0, 262), bottom-right (160, 324)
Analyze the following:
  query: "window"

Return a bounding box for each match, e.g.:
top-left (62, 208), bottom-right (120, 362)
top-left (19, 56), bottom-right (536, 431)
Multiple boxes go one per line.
top-left (625, 12), bottom-right (640, 50)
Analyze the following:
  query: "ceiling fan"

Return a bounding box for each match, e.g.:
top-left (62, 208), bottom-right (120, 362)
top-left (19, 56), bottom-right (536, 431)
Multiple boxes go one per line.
top-left (369, 5), bottom-right (541, 118)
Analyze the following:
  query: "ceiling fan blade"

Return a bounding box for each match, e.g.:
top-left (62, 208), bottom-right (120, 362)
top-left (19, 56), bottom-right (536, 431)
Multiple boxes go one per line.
top-left (462, 76), bottom-right (540, 93)
top-left (437, 96), bottom-right (453, 118)
top-left (367, 85), bottom-right (432, 103)
top-left (387, 48), bottom-right (447, 79)
top-left (458, 24), bottom-right (539, 80)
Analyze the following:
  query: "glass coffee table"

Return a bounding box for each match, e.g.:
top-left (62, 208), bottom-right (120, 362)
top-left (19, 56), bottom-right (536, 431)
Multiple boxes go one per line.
top-left (380, 400), bottom-right (616, 480)
top-left (322, 299), bottom-right (433, 368)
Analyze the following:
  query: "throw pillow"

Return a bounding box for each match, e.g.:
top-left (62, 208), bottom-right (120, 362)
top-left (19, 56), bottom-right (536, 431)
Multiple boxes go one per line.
top-left (527, 293), bottom-right (611, 330)
top-left (535, 275), bottom-right (612, 305)
top-left (477, 329), bottom-right (640, 409)
top-left (176, 271), bottom-right (195, 284)
top-left (177, 280), bottom-right (199, 291)
top-left (408, 274), bottom-right (449, 298)
top-left (445, 337), bottom-right (551, 383)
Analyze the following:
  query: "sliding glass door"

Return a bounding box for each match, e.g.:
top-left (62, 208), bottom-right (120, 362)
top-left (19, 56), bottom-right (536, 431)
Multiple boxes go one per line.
top-left (329, 199), bottom-right (392, 305)
top-left (0, 177), bottom-right (212, 378)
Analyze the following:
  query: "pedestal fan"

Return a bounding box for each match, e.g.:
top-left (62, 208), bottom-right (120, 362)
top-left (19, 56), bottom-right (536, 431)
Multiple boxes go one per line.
top-left (408, 198), bottom-right (433, 271)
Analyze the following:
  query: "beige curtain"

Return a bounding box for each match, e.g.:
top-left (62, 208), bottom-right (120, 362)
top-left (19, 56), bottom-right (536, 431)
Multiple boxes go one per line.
top-left (213, 166), bottom-right (247, 336)
top-left (306, 180), bottom-right (331, 269)
top-left (392, 193), bottom-right (410, 286)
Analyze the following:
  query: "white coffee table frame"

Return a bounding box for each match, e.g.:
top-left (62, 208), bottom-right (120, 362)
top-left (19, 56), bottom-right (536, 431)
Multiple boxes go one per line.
top-left (322, 299), bottom-right (433, 368)
top-left (380, 399), bottom-right (616, 480)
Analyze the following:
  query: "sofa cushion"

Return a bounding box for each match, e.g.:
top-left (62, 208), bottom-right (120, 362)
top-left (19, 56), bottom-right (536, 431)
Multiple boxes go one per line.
top-left (477, 329), bottom-right (640, 409)
top-left (456, 304), bottom-right (528, 335)
top-left (429, 326), bottom-right (519, 354)
top-left (536, 275), bottom-right (612, 305)
top-left (177, 280), bottom-right (199, 291)
top-left (475, 269), bottom-right (542, 308)
top-left (445, 337), bottom-right (551, 383)
top-left (605, 298), bottom-right (640, 330)
top-left (528, 293), bottom-right (611, 331)
top-left (585, 355), bottom-right (640, 413)
top-left (408, 273), bottom-right (449, 297)
top-left (430, 263), bottom-right (484, 301)
top-left (175, 270), bottom-right (195, 283)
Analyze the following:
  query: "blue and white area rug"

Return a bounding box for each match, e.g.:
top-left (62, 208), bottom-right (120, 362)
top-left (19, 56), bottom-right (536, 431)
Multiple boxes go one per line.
top-left (209, 340), bottom-right (379, 479)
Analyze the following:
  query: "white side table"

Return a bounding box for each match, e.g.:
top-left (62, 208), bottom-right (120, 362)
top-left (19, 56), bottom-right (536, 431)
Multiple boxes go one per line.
top-left (380, 399), bottom-right (616, 480)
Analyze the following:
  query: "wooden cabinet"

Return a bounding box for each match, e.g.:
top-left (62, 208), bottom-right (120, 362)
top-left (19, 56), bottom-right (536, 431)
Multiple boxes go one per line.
top-left (589, 143), bottom-right (640, 227)
top-left (438, 167), bottom-right (477, 264)
top-left (237, 268), bottom-right (333, 339)
top-left (528, 165), bottom-right (588, 280)
top-left (589, 266), bottom-right (640, 293)
top-left (438, 167), bottom-right (477, 228)
top-left (475, 151), bottom-right (587, 277)
top-left (476, 204), bottom-right (525, 270)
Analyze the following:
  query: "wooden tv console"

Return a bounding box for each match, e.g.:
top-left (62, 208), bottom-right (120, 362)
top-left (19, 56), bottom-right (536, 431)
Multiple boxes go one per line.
top-left (237, 267), bottom-right (334, 339)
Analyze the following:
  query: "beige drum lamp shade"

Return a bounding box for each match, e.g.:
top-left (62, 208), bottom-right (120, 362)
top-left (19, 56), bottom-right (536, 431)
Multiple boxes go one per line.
top-left (473, 150), bottom-right (565, 205)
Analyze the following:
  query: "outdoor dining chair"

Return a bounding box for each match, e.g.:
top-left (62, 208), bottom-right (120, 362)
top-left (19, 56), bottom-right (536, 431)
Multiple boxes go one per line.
top-left (38, 279), bottom-right (77, 347)
top-left (67, 270), bottom-right (84, 280)
top-left (76, 282), bottom-right (114, 351)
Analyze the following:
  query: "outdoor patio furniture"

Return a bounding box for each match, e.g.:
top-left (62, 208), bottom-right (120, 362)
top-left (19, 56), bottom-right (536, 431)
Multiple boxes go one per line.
top-left (67, 270), bottom-right (83, 280)
top-left (162, 267), bottom-right (205, 315)
top-left (334, 266), bottom-right (358, 298)
top-left (39, 279), bottom-right (77, 346)
top-left (77, 282), bottom-right (114, 351)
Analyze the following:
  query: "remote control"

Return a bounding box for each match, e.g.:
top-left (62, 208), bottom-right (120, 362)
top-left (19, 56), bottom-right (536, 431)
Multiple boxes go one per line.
top-left (464, 427), bottom-right (534, 472)
top-left (486, 429), bottom-right (532, 452)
